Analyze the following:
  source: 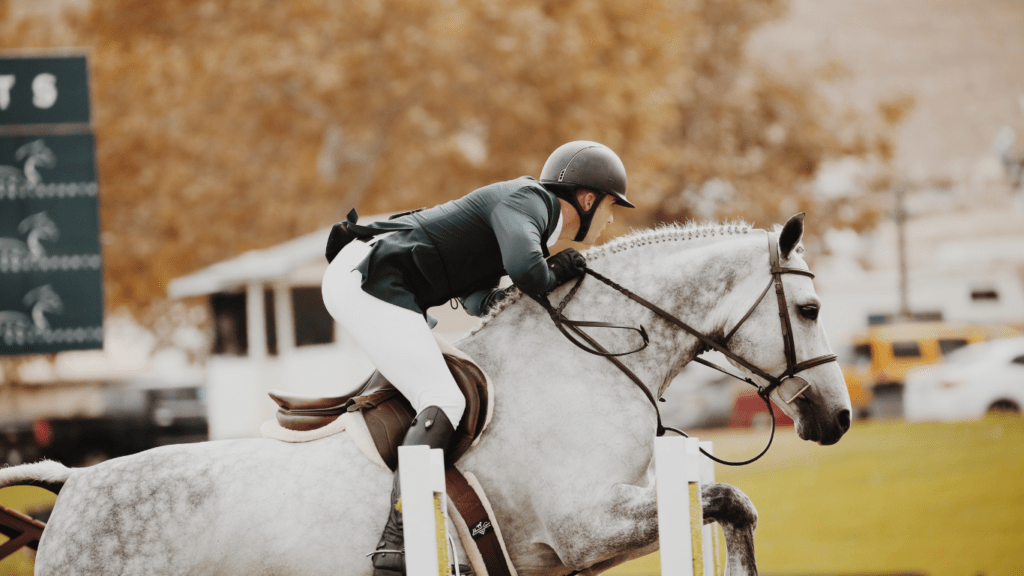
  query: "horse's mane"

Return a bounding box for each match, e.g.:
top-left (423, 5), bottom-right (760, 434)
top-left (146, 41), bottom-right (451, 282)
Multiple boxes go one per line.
top-left (472, 219), bottom-right (754, 330)
top-left (583, 220), bottom-right (755, 262)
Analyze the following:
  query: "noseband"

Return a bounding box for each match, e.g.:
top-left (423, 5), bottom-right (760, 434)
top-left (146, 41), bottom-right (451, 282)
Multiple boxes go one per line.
top-left (529, 231), bottom-right (838, 466)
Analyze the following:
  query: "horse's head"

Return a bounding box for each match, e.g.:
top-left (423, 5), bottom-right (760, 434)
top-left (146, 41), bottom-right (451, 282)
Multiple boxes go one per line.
top-left (725, 214), bottom-right (852, 445)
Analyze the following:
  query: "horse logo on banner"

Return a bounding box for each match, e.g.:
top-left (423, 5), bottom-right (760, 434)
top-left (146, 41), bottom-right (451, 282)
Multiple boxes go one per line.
top-left (0, 140), bottom-right (55, 196)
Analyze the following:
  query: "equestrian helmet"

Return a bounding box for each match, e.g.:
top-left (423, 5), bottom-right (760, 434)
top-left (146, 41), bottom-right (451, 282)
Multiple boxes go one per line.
top-left (539, 141), bottom-right (633, 208)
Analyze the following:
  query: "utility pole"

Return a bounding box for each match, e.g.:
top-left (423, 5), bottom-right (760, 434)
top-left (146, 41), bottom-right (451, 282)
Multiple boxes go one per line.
top-left (895, 183), bottom-right (910, 320)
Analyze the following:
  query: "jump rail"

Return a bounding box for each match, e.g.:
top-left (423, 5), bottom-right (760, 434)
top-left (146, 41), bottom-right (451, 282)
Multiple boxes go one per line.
top-left (399, 445), bottom-right (451, 576)
top-left (656, 436), bottom-right (720, 576)
top-left (0, 504), bottom-right (46, 561)
top-left (400, 438), bottom-right (721, 576)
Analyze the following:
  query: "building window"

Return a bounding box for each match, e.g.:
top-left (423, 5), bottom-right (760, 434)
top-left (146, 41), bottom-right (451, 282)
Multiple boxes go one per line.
top-left (264, 289), bottom-right (277, 356)
top-left (211, 292), bottom-right (246, 355)
top-left (971, 288), bottom-right (999, 302)
top-left (210, 289), bottom-right (278, 356)
top-left (292, 286), bottom-right (334, 346)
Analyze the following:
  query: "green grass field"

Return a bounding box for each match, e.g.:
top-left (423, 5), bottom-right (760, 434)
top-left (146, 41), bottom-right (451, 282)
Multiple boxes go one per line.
top-left (609, 416), bottom-right (1024, 576)
top-left (3, 417), bottom-right (1023, 576)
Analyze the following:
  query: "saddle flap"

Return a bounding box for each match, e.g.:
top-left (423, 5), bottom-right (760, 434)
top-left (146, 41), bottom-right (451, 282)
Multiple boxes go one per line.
top-left (364, 353), bottom-right (489, 470)
top-left (269, 371), bottom-right (393, 413)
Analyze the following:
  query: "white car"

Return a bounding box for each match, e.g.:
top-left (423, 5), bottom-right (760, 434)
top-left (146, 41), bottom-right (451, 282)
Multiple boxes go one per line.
top-left (904, 336), bottom-right (1024, 421)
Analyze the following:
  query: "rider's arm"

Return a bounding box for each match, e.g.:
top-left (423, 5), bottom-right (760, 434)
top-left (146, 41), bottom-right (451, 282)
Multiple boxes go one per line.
top-left (489, 188), bottom-right (559, 296)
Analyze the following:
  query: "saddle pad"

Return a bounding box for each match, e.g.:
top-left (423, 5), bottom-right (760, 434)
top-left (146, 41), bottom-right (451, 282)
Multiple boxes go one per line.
top-left (260, 411), bottom-right (389, 470)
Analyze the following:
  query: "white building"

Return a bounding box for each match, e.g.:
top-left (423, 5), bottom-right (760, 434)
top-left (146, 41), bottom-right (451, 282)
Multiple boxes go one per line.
top-left (168, 214), bottom-right (483, 440)
top-left (815, 199), bottom-right (1024, 349)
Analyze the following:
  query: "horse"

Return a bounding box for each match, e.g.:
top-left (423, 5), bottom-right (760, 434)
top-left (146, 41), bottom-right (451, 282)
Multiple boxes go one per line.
top-left (0, 213), bottom-right (850, 576)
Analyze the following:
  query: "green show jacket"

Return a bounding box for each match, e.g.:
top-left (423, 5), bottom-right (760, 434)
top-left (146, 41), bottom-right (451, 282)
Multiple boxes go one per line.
top-left (346, 176), bottom-right (563, 318)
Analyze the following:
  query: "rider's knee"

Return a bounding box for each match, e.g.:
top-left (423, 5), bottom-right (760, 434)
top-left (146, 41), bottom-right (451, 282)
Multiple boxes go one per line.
top-left (438, 395), bottom-right (466, 428)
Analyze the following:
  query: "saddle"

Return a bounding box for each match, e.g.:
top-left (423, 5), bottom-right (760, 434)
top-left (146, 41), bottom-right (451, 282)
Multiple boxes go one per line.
top-left (268, 353), bottom-right (488, 470)
top-left (267, 348), bottom-right (515, 576)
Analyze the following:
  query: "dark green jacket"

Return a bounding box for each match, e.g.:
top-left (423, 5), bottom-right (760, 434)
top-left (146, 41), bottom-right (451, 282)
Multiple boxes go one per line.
top-left (346, 176), bottom-right (562, 317)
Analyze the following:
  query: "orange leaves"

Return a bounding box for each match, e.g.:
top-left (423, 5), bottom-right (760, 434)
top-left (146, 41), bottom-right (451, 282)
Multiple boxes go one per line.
top-left (0, 0), bottom-right (892, 317)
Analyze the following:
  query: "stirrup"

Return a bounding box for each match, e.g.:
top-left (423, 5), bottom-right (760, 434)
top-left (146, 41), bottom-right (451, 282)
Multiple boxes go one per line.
top-left (366, 549), bottom-right (404, 557)
top-left (366, 549), bottom-right (473, 575)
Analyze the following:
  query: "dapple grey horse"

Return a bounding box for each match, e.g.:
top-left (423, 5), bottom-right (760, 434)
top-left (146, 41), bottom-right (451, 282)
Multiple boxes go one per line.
top-left (0, 214), bottom-right (850, 576)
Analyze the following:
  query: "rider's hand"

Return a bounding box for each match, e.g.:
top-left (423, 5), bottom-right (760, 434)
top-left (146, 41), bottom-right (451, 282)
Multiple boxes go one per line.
top-left (548, 248), bottom-right (587, 286)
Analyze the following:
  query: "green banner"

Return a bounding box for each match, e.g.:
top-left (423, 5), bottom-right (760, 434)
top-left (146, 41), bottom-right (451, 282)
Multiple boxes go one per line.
top-left (0, 55), bottom-right (91, 126)
top-left (1, 54), bottom-right (103, 355)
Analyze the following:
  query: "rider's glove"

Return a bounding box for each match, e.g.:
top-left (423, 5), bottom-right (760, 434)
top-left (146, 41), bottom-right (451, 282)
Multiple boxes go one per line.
top-left (548, 248), bottom-right (587, 286)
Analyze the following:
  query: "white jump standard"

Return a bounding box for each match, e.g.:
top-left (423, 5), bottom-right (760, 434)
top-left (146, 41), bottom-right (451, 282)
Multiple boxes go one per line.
top-left (656, 436), bottom-right (717, 576)
top-left (397, 446), bottom-right (452, 576)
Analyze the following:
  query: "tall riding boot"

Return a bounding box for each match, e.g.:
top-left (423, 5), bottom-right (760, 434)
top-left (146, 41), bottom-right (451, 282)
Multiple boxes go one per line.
top-left (371, 405), bottom-right (456, 576)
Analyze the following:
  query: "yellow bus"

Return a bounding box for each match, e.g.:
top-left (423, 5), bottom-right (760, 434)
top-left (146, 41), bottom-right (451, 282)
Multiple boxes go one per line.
top-left (847, 321), bottom-right (1020, 418)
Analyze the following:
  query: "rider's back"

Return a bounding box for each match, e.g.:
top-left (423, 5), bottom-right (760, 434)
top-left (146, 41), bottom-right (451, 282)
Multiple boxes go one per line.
top-left (356, 176), bottom-right (561, 313)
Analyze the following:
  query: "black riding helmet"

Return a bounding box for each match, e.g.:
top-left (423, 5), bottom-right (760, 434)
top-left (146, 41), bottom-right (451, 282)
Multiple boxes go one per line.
top-left (540, 141), bottom-right (633, 242)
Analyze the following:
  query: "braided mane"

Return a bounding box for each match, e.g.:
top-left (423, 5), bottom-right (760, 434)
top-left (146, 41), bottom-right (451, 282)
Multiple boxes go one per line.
top-left (583, 220), bottom-right (754, 263)
top-left (473, 220), bottom-right (754, 328)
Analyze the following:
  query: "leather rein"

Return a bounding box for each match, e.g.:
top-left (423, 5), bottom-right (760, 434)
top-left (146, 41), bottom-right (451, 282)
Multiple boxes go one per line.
top-left (528, 232), bottom-right (838, 466)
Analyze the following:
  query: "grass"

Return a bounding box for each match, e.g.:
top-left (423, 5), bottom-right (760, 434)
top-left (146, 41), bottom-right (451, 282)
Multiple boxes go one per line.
top-left (609, 416), bottom-right (1024, 576)
top-left (3, 418), bottom-right (1023, 575)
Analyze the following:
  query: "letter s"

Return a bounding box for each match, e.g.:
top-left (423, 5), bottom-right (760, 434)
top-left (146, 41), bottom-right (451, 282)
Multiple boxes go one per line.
top-left (32, 73), bottom-right (58, 109)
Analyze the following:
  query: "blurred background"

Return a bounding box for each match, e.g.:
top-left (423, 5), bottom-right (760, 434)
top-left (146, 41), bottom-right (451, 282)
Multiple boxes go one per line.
top-left (1, 0), bottom-right (1022, 574)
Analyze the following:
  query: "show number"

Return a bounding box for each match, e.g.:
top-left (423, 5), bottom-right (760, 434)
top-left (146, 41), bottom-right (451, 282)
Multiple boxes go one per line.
top-left (0, 56), bottom-right (89, 126)
top-left (0, 73), bottom-right (58, 111)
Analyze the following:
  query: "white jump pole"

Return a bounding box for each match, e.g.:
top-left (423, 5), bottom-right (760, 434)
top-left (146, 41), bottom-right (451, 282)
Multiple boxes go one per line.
top-left (399, 445), bottom-right (449, 576)
top-left (656, 436), bottom-right (712, 576)
top-left (699, 441), bottom-right (719, 576)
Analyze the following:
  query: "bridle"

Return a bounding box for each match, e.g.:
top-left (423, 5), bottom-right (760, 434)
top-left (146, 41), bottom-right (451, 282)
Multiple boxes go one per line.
top-left (528, 231), bottom-right (838, 466)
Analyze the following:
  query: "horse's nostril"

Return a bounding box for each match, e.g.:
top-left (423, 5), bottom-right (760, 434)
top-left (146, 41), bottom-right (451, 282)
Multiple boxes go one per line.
top-left (836, 409), bottom-right (851, 432)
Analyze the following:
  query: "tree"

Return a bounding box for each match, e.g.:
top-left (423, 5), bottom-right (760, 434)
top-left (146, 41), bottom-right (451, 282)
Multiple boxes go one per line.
top-left (1, 0), bottom-right (893, 319)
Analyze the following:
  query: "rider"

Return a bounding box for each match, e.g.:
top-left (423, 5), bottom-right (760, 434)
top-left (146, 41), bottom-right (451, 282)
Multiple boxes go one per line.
top-left (320, 140), bottom-right (633, 576)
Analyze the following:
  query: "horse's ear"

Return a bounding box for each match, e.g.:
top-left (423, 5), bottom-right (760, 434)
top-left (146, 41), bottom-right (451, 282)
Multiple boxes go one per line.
top-left (779, 213), bottom-right (805, 259)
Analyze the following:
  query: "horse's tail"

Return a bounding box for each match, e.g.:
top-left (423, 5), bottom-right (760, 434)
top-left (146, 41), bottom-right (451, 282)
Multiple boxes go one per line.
top-left (0, 460), bottom-right (71, 494)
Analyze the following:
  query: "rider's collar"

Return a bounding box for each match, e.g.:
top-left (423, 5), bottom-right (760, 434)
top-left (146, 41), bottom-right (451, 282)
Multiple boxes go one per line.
top-left (546, 213), bottom-right (563, 249)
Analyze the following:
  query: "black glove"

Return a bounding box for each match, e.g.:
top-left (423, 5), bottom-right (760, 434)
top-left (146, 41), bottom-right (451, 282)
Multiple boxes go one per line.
top-left (548, 248), bottom-right (587, 286)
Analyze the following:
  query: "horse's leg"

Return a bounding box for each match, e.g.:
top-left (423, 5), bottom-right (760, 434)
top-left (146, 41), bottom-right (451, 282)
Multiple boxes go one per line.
top-left (701, 483), bottom-right (758, 576)
top-left (560, 483), bottom-right (757, 576)
top-left (572, 540), bottom-right (660, 576)
top-left (544, 480), bottom-right (660, 572)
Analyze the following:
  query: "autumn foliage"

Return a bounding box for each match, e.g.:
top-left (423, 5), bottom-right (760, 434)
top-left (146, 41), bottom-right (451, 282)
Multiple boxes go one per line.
top-left (1, 0), bottom-right (894, 318)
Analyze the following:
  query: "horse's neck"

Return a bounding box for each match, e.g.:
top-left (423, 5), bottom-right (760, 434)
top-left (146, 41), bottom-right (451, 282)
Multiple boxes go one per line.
top-left (465, 229), bottom-right (767, 398)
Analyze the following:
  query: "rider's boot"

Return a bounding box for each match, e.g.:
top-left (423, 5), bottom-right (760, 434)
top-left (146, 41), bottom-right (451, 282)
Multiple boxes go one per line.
top-left (371, 405), bottom-right (456, 576)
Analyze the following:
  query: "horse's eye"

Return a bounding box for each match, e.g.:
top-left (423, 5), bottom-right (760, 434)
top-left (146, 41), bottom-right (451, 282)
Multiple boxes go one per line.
top-left (799, 305), bottom-right (819, 320)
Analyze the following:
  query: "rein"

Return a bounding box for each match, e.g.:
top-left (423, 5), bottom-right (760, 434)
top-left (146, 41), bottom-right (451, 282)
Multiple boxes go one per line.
top-left (529, 232), bottom-right (838, 466)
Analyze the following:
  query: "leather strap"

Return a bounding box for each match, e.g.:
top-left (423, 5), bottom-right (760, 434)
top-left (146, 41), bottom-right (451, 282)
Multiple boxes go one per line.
top-left (446, 468), bottom-right (514, 576)
top-left (533, 232), bottom-right (840, 465)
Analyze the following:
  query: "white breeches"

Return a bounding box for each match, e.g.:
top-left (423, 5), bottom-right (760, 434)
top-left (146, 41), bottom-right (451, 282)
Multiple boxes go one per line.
top-left (321, 240), bottom-right (466, 427)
